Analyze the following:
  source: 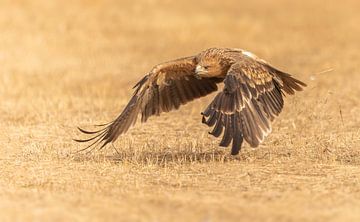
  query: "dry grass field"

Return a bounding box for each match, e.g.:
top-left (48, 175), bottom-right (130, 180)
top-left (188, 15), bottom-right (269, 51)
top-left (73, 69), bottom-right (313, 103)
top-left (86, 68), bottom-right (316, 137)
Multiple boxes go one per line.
top-left (1, 0), bottom-right (360, 221)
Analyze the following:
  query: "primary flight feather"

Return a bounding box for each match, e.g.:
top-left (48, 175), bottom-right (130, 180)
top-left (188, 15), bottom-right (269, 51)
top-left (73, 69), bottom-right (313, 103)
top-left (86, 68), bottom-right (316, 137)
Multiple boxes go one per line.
top-left (76, 47), bottom-right (306, 155)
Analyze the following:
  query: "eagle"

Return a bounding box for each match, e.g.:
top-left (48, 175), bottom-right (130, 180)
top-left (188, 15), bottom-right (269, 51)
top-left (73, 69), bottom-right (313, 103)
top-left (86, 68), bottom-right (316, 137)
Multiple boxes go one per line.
top-left (76, 48), bottom-right (306, 155)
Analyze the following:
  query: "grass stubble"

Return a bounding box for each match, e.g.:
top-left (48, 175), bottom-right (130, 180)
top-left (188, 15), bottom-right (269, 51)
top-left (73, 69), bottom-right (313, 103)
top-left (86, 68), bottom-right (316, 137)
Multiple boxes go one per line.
top-left (0, 0), bottom-right (360, 221)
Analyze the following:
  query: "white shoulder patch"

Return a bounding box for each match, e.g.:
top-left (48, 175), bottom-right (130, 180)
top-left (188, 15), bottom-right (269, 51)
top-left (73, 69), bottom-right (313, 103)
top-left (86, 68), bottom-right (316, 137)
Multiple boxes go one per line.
top-left (241, 50), bottom-right (269, 64)
top-left (241, 50), bottom-right (257, 59)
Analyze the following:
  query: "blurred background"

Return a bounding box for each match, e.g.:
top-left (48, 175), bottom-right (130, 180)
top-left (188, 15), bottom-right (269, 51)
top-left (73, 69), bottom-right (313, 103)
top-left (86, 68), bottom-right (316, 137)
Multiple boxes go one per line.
top-left (0, 0), bottom-right (359, 221)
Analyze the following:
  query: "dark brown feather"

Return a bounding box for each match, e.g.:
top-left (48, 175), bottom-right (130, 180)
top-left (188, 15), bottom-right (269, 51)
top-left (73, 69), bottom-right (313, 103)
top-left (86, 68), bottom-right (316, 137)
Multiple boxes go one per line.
top-left (201, 55), bottom-right (305, 154)
top-left (219, 115), bottom-right (233, 147)
top-left (209, 113), bottom-right (224, 137)
top-left (231, 114), bottom-right (243, 155)
top-left (76, 56), bottom-right (219, 152)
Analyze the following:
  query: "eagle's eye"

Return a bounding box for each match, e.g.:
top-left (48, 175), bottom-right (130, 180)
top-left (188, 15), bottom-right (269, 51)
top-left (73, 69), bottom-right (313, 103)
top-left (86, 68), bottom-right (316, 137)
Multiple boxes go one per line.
top-left (203, 65), bottom-right (210, 70)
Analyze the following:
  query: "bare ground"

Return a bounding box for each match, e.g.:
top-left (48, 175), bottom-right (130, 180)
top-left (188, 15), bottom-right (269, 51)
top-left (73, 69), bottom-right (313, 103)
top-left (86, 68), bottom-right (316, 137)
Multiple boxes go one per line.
top-left (0, 0), bottom-right (360, 221)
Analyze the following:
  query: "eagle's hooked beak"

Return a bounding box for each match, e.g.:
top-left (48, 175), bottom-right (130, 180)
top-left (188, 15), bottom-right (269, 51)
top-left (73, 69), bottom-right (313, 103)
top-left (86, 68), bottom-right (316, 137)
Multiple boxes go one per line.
top-left (195, 65), bottom-right (206, 74)
top-left (195, 65), bottom-right (208, 79)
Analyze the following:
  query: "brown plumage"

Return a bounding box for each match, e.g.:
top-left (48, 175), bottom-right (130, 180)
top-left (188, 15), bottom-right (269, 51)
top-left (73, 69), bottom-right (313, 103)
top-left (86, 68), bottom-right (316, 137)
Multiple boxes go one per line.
top-left (75, 48), bottom-right (306, 155)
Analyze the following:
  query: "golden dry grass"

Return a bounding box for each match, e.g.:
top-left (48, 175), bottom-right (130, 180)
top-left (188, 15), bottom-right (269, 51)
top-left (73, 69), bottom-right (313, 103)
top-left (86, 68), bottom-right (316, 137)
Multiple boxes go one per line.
top-left (1, 0), bottom-right (360, 221)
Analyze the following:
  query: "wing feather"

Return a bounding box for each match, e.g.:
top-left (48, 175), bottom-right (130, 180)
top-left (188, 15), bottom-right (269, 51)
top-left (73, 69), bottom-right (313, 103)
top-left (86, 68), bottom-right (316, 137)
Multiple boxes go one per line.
top-left (231, 114), bottom-right (243, 155)
top-left (202, 55), bottom-right (306, 154)
top-left (210, 112), bottom-right (224, 137)
top-left (76, 56), bottom-right (219, 151)
top-left (219, 115), bottom-right (233, 147)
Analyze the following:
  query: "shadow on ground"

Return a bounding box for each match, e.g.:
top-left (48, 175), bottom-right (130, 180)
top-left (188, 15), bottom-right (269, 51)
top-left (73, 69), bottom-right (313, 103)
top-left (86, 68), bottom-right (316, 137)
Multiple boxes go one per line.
top-left (71, 149), bottom-right (253, 165)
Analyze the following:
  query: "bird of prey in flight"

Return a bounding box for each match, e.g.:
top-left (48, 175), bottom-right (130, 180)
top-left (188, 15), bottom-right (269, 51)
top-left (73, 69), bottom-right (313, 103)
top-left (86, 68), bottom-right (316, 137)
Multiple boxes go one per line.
top-left (76, 48), bottom-right (306, 155)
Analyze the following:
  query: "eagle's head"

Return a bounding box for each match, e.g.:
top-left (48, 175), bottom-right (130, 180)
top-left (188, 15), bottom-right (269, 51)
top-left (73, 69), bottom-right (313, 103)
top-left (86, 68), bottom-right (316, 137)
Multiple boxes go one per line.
top-left (195, 48), bottom-right (232, 78)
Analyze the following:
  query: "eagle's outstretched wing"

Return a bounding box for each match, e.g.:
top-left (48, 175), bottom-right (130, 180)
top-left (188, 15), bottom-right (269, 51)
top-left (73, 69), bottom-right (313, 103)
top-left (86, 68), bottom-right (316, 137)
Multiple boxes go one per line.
top-left (75, 56), bottom-right (221, 152)
top-left (202, 55), bottom-right (306, 155)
